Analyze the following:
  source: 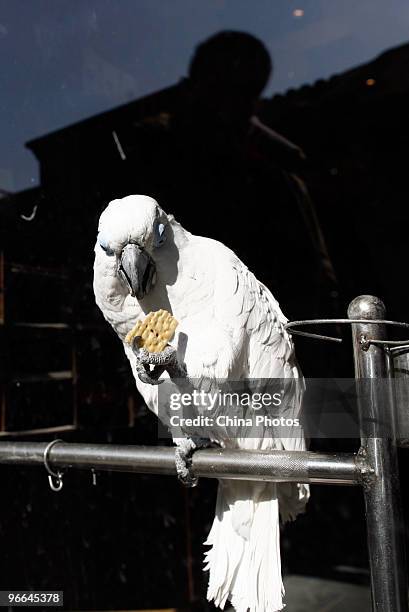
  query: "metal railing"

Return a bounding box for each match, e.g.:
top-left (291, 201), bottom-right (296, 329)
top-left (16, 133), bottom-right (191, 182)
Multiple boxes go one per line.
top-left (0, 442), bottom-right (360, 485)
top-left (0, 295), bottom-right (408, 612)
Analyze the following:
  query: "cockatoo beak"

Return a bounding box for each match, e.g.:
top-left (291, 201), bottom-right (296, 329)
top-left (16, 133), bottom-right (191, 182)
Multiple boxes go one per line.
top-left (118, 243), bottom-right (156, 299)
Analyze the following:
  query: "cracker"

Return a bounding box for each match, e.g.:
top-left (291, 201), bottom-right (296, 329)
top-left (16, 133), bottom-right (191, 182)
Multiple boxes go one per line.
top-left (125, 309), bottom-right (178, 353)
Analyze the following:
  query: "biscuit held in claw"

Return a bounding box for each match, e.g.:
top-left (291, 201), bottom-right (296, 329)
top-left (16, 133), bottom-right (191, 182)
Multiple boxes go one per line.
top-left (125, 309), bottom-right (178, 353)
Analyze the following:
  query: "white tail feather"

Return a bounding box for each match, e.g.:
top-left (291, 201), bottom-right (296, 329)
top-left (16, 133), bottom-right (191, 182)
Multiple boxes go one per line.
top-left (204, 481), bottom-right (285, 612)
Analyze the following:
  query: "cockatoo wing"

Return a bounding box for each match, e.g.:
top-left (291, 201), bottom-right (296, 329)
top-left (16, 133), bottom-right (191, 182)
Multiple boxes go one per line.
top-left (166, 235), bottom-right (304, 448)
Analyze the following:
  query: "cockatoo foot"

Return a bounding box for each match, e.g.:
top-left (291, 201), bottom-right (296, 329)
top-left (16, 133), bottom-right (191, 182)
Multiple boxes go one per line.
top-left (134, 344), bottom-right (187, 385)
top-left (175, 437), bottom-right (211, 487)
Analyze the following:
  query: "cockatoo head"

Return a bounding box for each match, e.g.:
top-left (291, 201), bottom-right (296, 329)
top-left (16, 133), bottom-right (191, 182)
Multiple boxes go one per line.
top-left (96, 195), bottom-right (168, 300)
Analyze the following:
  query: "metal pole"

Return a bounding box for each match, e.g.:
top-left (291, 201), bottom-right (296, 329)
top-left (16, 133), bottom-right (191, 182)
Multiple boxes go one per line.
top-left (348, 295), bottom-right (408, 612)
top-left (0, 442), bottom-right (361, 485)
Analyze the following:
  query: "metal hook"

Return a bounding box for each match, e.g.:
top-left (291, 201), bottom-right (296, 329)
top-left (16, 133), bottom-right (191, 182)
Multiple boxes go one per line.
top-left (91, 468), bottom-right (97, 486)
top-left (43, 439), bottom-right (64, 492)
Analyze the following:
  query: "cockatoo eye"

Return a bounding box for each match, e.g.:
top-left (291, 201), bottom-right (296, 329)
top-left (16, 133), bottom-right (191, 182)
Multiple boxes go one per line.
top-left (153, 222), bottom-right (166, 248)
top-left (98, 233), bottom-right (114, 256)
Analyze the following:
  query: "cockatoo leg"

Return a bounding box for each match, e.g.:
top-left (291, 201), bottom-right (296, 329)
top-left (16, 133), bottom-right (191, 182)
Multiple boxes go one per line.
top-left (174, 436), bottom-right (212, 487)
top-left (133, 343), bottom-right (187, 385)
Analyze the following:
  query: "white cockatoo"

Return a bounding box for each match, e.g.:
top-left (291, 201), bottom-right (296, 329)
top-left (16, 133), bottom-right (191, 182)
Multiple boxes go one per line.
top-left (93, 194), bottom-right (309, 612)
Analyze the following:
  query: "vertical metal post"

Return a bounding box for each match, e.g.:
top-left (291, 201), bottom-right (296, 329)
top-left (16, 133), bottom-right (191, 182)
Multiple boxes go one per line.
top-left (348, 295), bottom-right (408, 612)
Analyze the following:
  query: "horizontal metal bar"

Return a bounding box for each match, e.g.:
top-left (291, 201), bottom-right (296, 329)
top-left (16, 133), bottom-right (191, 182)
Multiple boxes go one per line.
top-left (0, 425), bottom-right (77, 438)
top-left (0, 442), bottom-right (361, 485)
top-left (285, 318), bottom-right (409, 345)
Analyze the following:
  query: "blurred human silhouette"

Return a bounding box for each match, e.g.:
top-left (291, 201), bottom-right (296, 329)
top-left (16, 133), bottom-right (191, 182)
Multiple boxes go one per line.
top-left (108, 31), bottom-right (339, 374)
top-left (187, 30), bottom-right (272, 131)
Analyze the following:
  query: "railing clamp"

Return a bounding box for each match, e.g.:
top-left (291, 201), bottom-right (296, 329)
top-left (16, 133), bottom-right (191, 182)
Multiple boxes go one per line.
top-left (355, 446), bottom-right (375, 491)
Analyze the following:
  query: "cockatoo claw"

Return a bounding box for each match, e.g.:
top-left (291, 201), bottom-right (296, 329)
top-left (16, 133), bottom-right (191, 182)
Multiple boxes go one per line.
top-left (174, 437), bottom-right (212, 487)
top-left (135, 362), bottom-right (165, 385)
top-left (134, 343), bottom-right (187, 385)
